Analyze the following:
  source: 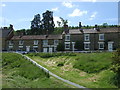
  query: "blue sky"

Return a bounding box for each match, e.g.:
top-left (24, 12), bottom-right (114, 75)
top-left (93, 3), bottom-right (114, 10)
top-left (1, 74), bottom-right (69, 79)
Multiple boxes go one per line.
top-left (0, 1), bottom-right (118, 30)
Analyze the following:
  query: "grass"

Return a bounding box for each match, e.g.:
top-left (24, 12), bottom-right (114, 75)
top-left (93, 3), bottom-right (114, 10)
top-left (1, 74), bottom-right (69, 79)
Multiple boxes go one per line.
top-left (2, 53), bottom-right (74, 88)
top-left (26, 52), bottom-right (118, 88)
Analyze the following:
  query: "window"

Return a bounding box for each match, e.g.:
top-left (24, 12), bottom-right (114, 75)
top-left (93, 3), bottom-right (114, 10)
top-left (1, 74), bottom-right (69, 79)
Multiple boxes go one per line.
top-left (84, 42), bottom-right (90, 50)
top-left (19, 40), bottom-right (24, 45)
top-left (9, 41), bottom-right (13, 45)
top-left (65, 42), bottom-right (70, 49)
top-left (65, 35), bottom-right (70, 41)
top-left (54, 40), bottom-right (59, 45)
top-left (98, 42), bottom-right (104, 49)
top-left (43, 40), bottom-right (48, 45)
top-left (84, 34), bottom-right (90, 41)
top-left (99, 34), bottom-right (104, 40)
top-left (34, 40), bottom-right (38, 45)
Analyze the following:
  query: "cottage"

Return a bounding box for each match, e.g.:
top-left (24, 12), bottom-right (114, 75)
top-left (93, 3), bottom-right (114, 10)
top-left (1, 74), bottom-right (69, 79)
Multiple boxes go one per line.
top-left (1, 24), bottom-right (120, 52)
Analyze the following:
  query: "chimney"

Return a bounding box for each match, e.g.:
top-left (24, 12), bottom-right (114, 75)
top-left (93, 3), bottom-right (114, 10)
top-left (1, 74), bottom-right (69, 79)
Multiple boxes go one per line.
top-left (4, 27), bottom-right (7, 29)
top-left (64, 25), bottom-right (69, 34)
top-left (79, 22), bottom-right (83, 33)
top-left (9, 24), bottom-right (13, 30)
top-left (95, 24), bottom-right (100, 31)
top-left (79, 22), bottom-right (82, 29)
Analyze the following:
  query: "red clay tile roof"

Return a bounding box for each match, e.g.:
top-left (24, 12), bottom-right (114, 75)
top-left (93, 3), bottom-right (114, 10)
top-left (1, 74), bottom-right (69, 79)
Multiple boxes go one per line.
top-left (11, 35), bottom-right (63, 40)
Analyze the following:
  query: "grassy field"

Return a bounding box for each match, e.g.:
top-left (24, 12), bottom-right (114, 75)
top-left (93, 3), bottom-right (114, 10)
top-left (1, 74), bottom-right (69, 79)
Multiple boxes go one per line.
top-left (27, 52), bottom-right (118, 88)
top-left (2, 53), bottom-right (74, 88)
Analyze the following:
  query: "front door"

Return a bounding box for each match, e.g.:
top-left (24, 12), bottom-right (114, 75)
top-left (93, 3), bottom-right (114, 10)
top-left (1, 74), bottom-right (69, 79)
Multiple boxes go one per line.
top-left (49, 48), bottom-right (53, 53)
top-left (43, 48), bottom-right (47, 53)
top-left (26, 46), bottom-right (30, 52)
top-left (108, 43), bottom-right (113, 51)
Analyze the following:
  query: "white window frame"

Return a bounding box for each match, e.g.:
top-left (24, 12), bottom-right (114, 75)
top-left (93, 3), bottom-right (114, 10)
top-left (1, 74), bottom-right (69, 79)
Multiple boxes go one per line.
top-left (19, 40), bottom-right (24, 45)
top-left (9, 41), bottom-right (13, 45)
top-left (43, 40), bottom-right (48, 45)
top-left (99, 34), bottom-right (104, 41)
top-left (84, 34), bottom-right (90, 41)
top-left (34, 40), bottom-right (38, 45)
top-left (54, 40), bottom-right (59, 45)
top-left (65, 34), bottom-right (70, 41)
top-left (98, 42), bottom-right (104, 50)
top-left (84, 42), bottom-right (90, 50)
top-left (65, 42), bottom-right (70, 49)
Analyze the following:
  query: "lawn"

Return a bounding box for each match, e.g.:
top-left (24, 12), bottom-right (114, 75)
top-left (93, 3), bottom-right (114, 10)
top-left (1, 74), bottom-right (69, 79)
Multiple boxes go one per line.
top-left (2, 53), bottom-right (74, 88)
top-left (27, 52), bottom-right (118, 88)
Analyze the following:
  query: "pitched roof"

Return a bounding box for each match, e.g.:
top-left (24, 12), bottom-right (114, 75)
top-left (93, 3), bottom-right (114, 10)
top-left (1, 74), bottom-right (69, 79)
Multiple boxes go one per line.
top-left (0, 28), bottom-right (12, 38)
top-left (62, 27), bottom-right (119, 34)
top-left (11, 35), bottom-right (63, 40)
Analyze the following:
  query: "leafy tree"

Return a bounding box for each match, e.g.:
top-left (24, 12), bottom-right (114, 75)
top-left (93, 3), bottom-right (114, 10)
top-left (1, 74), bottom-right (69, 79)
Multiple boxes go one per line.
top-left (56, 43), bottom-right (65, 51)
top-left (60, 17), bottom-right (68, 26)
top-left (31, 14), bottom-right (41, 29)
top-left (102, 23), bottom-right (108, 28)
top-left (111, 48), bottom-right (120, 87)
top-left (42, 10), bottom-right (55, 34)
top-left (31, 14), bottom-right (42, 35)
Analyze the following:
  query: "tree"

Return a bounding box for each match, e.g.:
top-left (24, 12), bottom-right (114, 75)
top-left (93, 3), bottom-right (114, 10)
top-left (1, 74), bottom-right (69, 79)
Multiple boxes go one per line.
top-left (60, 17), bottom-right (68, 26)
top-left (31, 14), bottom-right (42, 35)
top-left (102, 23), bottom-right (108, 28)
top-left (111, 48), bottom-right (120, 87)
top-left (56, 43), bottom-right (65, 51)
top-left (42, 10), bottom-right (55, 34)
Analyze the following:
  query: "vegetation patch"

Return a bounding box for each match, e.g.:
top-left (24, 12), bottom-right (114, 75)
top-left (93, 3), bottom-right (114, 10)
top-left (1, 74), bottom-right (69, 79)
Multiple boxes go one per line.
top-left (2, 53), bottom-right (73, 88)
top-left (27, 52), bottom-right (118, 88)
top-left (73, 53), bottom-right (112, 73)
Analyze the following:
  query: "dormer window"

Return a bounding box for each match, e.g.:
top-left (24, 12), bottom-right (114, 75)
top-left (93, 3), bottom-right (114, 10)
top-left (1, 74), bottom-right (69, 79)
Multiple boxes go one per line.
top-left (84, 34), bottom-right (90, 41)
top-left (19, 40), bottom-right (24, 45)
top-left (99, 34), bottom-right (104, 41)
top-left (65, 34), bottom-right (70, 41)
top-left (34, 40), bottom-right (38, 45)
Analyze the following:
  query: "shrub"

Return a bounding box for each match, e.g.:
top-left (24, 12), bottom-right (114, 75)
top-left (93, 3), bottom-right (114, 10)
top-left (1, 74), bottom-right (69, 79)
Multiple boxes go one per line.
top-left (111, 48), bottom-right (120, 87)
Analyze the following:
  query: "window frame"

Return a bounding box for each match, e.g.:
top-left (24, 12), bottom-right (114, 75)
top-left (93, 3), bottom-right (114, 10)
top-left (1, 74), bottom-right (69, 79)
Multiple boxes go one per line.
top-left (98, 42), bottom-right (104, 50)
top-left (65, 42), bottom-right (70, 49)
top-left (84, 34), bottom-right (90, 41)
top-left (43, 40), bottom-right (48, 45)
top-left (99, 34), bottom-right (104, 41)
top-left (34, 40), bottom-right (39, 45)
top-left (19, 40), bottom-right (24, 45)
top-left (54, 40), bottom-right (59, 45)
top-left (65, 34), bottom-right (70, 41)
top-left (84, 42), bottom-right (90, 50)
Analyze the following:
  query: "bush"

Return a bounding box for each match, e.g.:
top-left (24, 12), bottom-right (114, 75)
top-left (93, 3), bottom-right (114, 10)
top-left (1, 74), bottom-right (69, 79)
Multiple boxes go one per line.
top-left (111, 48), bottom-right (120, 87)
top-left (27, 52), bottom-right (76, 58)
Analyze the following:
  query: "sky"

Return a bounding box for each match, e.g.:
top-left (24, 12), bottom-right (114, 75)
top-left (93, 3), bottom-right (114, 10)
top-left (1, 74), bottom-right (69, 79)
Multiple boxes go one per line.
top-left (0, 1), bottom-right (119, 30)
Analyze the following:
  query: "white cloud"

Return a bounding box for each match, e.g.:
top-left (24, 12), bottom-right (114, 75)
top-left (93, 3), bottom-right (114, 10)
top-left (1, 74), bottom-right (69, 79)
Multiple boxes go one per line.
top-left (51, 7), bottom-right (58, 11)
top-left (89, 12), bottom-right (97, 20)
top-left (53, 16), bottom-right (62, 27)
top-left (62, 1), bottom-right (74, 8)
top-left (68, 8), bottom-right (88, 17)
top-left (0, 3), bottom-right (6, 7)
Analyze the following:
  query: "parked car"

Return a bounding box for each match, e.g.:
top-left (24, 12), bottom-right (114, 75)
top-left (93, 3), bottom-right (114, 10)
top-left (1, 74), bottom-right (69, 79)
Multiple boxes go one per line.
top-left (28, 50), bottom-right (37, 53)
top-left (16, 50), bottom-right (28, 54)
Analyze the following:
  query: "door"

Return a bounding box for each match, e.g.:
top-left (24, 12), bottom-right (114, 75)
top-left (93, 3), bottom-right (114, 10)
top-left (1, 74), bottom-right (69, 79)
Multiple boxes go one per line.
top-left (49, 48), bottom-right (53, 53)
top-left (108, 43), bottom-right (113, 51)
top-left (43, 48), bottom-right (47, 53)
top-left (26, 46), bottom-right (30, 52)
